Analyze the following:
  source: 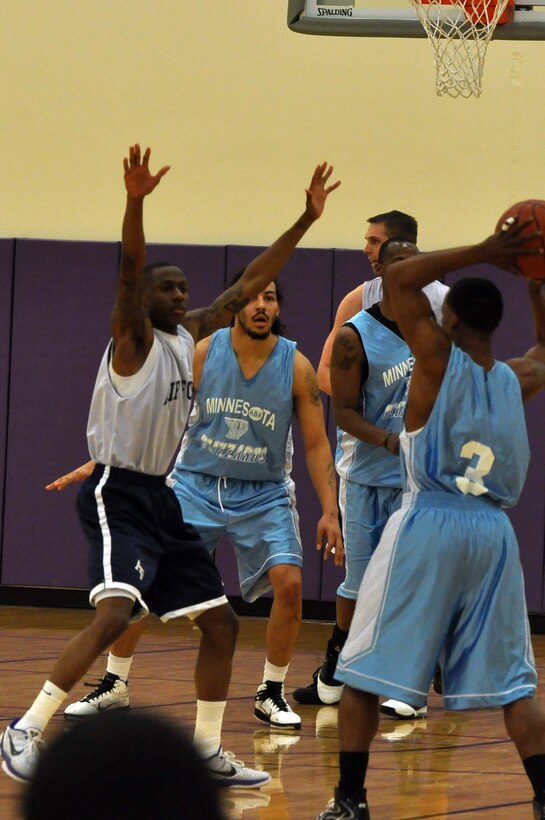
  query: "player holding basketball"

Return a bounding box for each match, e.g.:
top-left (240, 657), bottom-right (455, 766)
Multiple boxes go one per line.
top-left (0, 145), bottom-right (340, 785)
top-left (295, 229), bottom-right (448, 719)
top-left (317, 221), bottom-right (545, 820)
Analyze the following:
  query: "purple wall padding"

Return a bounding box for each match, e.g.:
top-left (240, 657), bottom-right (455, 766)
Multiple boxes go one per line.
top-left (2, 242), bottom-right (226, 589)
top-left (211, 246), bottom-right (335, 600)
top-left (2, 240), bottom-right (120, 587)
top-left (0, 241), bottom-right (15, 568)
top-left (2, 241), bottom-right (544, 614)
top-left (444, 265), bottom-right (545, 612)
top-left (320, 249), bottom-right (375, 601)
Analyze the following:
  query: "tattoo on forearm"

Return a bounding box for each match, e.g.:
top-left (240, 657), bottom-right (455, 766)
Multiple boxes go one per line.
top-left (327, 461), bottom-right (335, 489)
top-left (332, 337), bottom-right (358, 371)
top-left (200, 282), bottom-right (250, 336)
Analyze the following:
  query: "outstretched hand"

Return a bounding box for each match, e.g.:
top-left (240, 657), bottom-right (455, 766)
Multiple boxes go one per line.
top-left (45, 460), bottom-right (95, 491)
top-left (123, 144), bottom-right (170, 199)
top-left (483, 217), bottom-right (544, 275)
top-left (305, 163), bottom-right (341, 222)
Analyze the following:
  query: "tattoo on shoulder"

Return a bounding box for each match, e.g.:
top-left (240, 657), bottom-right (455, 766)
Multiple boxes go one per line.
top-left (332, 336), bottom-right (359, 371)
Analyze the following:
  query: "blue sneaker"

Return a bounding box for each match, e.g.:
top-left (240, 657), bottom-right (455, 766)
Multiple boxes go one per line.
top-left (0, 719), bottom-right (44, 782)
top-left (205, 747), bottom-right (271, 789)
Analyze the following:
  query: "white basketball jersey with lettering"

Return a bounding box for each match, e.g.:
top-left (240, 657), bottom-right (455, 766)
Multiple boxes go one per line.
top-left (362, 276), bottom-right (449, 322)
top-left (87, 326), bottom-right (194, 476)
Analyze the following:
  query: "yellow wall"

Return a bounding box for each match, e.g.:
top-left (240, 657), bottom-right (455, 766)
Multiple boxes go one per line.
top-left (2, 1), bottom-right (545, 251)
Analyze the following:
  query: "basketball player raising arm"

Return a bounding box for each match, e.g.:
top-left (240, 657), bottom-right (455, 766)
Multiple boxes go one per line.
top-left (316, 221), bottom-right (545, 820)
top-left (47, 155), bottom-right (340, 490)
top-left (385, 226), bottom-right (545, 424)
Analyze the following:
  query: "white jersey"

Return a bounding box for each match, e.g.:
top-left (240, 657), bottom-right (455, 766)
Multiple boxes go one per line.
top-left (87, 326), bottom-right (195, 476)
top-left (362, 276), bottom-right (449, 322)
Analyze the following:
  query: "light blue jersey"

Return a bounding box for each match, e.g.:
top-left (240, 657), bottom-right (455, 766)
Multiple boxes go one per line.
top-left (175, 329), bottom-right (296, 482)
top-left (336, 310), bottom-right (412, 489)
top-left (401, 344), bottom-right (529, 506)
top-left (336, 342), bottom-right (537, 710)
top-left (171, 329), bottom-right (302, 602)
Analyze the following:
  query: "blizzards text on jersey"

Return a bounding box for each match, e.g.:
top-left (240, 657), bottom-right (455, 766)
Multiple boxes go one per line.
top-left (205, 397), bottom-right (276, 430)
top-left (382, 357), bottom-right (414, 387)
top-left (199, 433), bottom-right (268, 464)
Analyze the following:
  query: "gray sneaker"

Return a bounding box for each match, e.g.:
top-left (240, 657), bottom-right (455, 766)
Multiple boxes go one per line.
top-left (64, 673), bottom-right (129, 718)
top-left (0, 720), bottom-right (44, 782)
top-left (205, 747), bottom-right (271, 789)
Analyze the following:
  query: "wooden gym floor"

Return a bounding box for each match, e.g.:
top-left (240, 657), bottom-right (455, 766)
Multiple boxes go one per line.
top-left (0, 605), bottom-right (544, 819)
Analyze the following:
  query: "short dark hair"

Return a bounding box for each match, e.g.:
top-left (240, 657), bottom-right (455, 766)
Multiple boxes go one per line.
top-left (377, 237), bottom-right (418, 266)
top-left (228, 268), bottom-right (286, 336)
top-left (143, 261), bottom-right (184, 285)
top-left (368, 210), bottom-right (418, 243)
top-left (446, 277), bottom-right (503, 334)
top-left (22, 712), bottom-right (226, 820)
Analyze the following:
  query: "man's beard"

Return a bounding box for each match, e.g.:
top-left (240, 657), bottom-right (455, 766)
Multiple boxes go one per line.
top-left (239, 314), bottom-right (273, 341)
top-left (241, 325), bottom-right (272, 341)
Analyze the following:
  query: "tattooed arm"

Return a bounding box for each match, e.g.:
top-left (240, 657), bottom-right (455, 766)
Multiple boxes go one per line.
top-left (293, 351), bottom-right (343, 564)
top-left (181, 163), bottom-right (340, 344)
top-left (331, 324), bottom-right (399, 455)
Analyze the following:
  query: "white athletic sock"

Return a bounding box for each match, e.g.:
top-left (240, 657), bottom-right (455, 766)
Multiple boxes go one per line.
top-left (16, 681), bottom-right (67, 732)
top-left (193, 700), bottom-right (227, 759)
top-left (263, 660), bottom-right (289, 684)
top-left (107, 653), bottom-right (133, 682)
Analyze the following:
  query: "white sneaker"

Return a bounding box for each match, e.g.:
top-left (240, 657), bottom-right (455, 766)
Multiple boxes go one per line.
top-left (317, 674), bottom-right (344, 705)
top-left (205, 747), bottom-right (271, 789)
top-left (0, 720), bottom-right (44, 782)
top-left (380, 699), bottom-right (427, 719)
top-left (254, 682), bottom-right (301, 730)
top-left (64, 673), bottom-right (129, 718)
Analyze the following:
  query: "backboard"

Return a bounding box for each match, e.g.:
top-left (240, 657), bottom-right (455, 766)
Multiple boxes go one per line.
top-left (287, 0), bottom-right (545, 39)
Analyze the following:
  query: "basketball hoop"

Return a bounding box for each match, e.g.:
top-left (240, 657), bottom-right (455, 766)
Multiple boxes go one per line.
top-left (408, 0), bottom-right (515, 97)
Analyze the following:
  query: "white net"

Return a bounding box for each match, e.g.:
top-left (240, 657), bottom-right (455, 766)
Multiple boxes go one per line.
top-left (408, 0), bottom-right (512, 97)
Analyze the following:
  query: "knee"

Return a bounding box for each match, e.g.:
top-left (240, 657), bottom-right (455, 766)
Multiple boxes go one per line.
top-left (274, 574), bottom-right (302, 613)
top-left (199, 606), bottom-right (239, 652)
top-left (91, 611), bottom-right (131, 650)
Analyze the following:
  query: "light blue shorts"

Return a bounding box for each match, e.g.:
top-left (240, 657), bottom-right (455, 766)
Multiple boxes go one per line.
top-left (337, 480), bottom-right (402, 600)
top-left (170, 470), bottom-right (303, 603)
top-left (336, 492), bottom-right (537, 710)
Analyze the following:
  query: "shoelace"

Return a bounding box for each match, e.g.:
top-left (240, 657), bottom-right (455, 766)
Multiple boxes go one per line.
top-left (219, 750), bottom-right (245, 768)
top-left (25, 729), bottom-right (46, 755)
top-left (260, 687), bottom-right (290, 712)
top-left (81, 676), bottom-right (118, 702)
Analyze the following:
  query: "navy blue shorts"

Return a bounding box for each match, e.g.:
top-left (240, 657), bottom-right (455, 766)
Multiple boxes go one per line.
top-left (77, 464), bottom-right (227, 621)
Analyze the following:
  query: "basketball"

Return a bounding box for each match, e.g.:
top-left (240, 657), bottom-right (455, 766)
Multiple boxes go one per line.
top-left (495, 199), bottom-right (545, 280)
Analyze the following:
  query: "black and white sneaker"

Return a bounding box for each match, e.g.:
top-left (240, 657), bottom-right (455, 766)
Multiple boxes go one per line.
top-left (64, 673), bottom-right (129, 718)
top-left (255, 681), bottom-right (301, 730)
top-left (205, 747), bottom-right (271, 789)
top-left (293, 666), bottom-right (344, 706)
top-left (316, 787), bottom-right (370, 819)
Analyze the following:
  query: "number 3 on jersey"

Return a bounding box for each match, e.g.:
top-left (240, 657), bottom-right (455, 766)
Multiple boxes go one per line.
top-left (455, 441), bottom-right (495, 496)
